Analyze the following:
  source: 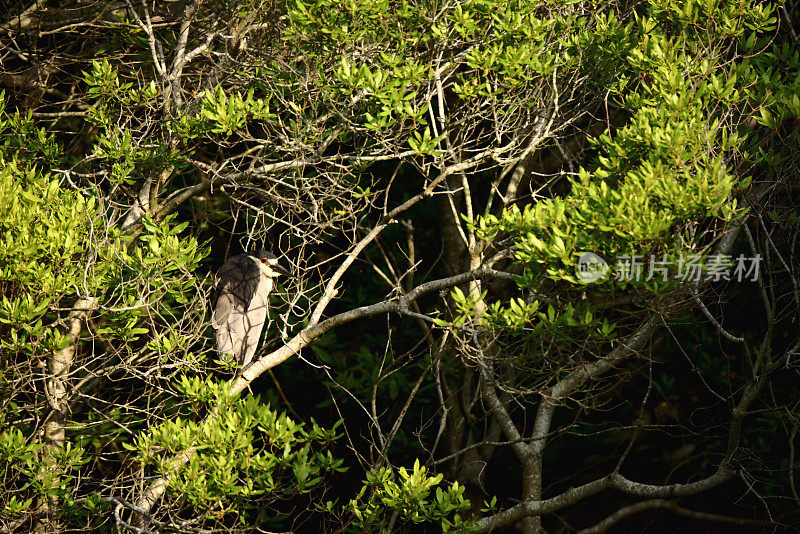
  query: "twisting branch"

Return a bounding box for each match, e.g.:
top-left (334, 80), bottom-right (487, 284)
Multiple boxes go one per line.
top-left (166, 0), bottom-right (204, 110)
top-left (469, 184), bottom-right (771, 529)
top-left (472, 327), bottom-right (796, 533)
top-left (132, 265), bottom-right (515, 520)
top-left (692, 289), bottom-right (745, 343)
top-left (36, 296), bottom-right (99, 532)
top-left (307, 149), bottom-right (498, 328)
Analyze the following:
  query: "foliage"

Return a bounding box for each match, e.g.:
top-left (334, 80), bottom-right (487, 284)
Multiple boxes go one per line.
top-left (342, 460), bottom-right (473, 533)
top-left (0, 0), bottom-right (799, 532)
top-left (131, 377), bottom-right (346, 521)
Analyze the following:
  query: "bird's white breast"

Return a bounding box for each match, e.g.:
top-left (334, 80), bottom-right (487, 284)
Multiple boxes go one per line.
top-left (251, 268), bottom-right (273, 309)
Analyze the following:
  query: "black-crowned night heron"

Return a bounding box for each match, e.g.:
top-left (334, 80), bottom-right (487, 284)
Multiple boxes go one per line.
top-left (211, 250), bottom-right (290, 374)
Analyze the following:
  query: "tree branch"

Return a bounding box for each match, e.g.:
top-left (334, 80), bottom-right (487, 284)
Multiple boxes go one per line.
top-left (132, 265), bottom-right (515, 519)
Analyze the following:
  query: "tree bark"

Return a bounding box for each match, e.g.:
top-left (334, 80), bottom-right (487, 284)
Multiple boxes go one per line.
top-left (35, 297), bottom-right (99, 533)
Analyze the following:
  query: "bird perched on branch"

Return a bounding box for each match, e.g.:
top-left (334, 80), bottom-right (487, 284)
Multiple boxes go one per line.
top-left (211, 250), bottom-right (290, 375)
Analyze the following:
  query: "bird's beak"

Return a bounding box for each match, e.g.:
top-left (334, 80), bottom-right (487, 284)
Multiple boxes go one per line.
top-left (273, 263), bottom-right (292, 277)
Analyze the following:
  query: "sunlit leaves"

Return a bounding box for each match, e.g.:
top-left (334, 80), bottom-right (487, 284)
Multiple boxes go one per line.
top-left (176, 87), bottom-right (274, 138)
top-left (132, 379), bottom-right (345, 520)
top-left (345, 459), bottom-right (472, 532)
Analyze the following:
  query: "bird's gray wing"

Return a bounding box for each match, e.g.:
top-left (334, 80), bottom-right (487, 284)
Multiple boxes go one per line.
top-left (212, 255), bottom-right (260, 325)
top-left (211, 254), bottom-right (269, 368)
top-left (212, 291), bottom-right (241, 356)
top-left (213, 277), bottom-right (271, 368)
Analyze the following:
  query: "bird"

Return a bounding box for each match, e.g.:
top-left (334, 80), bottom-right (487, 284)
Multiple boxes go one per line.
top-left (211, 250), bottom-right (290, 374)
